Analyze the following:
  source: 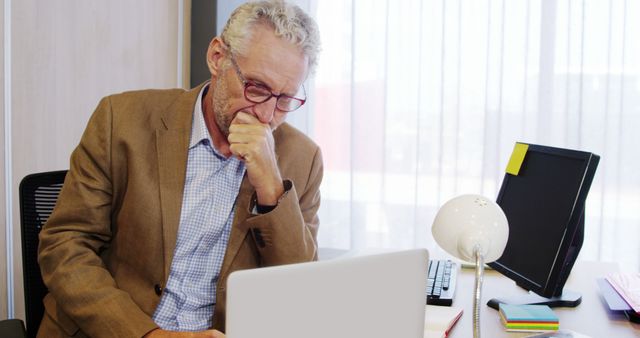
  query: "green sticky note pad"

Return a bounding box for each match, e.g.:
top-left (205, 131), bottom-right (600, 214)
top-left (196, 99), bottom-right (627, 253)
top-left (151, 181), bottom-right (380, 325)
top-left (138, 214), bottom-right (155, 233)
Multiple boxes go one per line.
top-left (506, 143), bottom-right (528, 175)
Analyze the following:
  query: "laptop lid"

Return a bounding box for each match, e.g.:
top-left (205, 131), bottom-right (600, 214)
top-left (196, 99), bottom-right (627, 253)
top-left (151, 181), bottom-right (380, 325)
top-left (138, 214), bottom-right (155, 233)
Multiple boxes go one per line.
top-left (226, 249), bottom-right (429, 338)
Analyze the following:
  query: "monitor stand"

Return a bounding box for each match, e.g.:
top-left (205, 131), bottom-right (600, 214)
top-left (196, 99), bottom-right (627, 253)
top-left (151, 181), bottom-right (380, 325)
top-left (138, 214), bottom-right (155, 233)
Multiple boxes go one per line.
top-left (487, 289), bottom-right (582, 310)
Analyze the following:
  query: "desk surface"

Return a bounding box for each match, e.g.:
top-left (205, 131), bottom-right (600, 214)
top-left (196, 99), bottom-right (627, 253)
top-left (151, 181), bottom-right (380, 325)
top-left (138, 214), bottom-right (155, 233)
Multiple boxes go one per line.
top-left (447, 260), bottom-right (640, 337)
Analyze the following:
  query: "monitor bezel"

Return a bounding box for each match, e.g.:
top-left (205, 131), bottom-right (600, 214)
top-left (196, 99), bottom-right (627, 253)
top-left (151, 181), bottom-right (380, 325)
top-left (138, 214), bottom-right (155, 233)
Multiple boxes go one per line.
top-left (488, 143), bottom-right (600, 298)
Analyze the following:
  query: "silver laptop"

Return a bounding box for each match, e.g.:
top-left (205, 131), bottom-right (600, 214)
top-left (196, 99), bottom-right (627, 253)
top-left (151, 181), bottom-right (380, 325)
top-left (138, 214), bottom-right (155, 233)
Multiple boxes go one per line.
top-left (226, 249), bottom-right (429, 338)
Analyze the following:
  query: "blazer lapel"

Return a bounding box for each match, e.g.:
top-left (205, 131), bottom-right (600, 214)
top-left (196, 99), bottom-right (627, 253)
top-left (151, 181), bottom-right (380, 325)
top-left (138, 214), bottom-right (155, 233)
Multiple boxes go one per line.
top-left (156, 84), bottom-right (205, 281)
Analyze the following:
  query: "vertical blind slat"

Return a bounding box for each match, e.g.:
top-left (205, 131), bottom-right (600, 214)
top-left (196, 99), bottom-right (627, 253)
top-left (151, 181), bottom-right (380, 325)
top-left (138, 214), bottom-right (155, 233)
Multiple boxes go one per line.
top-left (597, 0), bottom-right (615, 259)
top-left (522, 0), bottom-right (531, 144)
top-left (349, 0), bottom-right (356, 248)
top-left (437, 0), bottom-right (447, 206)
top-left (480, 0), bottom-right (493, 196)
top-left (495, 0), bottom-right (506, 194)
top-left (380, 0), bottom-right (390, 218)
top-left (413, 0), bottom-right (426, 246)
top-left (577, 0), bottom-right (586, 148)
top-left (454, 0), bottom-right (463, 195)
top-left (564, 0), bottom-right (572, 145)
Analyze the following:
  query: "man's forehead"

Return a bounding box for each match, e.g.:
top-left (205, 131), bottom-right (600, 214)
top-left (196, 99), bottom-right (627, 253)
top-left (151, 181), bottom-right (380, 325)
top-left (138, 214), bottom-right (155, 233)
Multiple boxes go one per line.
top-left (237, 31), bottom-right (308, 94)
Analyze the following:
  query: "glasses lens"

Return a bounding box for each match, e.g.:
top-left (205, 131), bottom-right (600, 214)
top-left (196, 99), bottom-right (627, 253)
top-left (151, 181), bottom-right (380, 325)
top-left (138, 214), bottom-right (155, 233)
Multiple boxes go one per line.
top-left (245, 84), bottom-right (271, 103)
top-left (276, 97), bottom-right (304, 112)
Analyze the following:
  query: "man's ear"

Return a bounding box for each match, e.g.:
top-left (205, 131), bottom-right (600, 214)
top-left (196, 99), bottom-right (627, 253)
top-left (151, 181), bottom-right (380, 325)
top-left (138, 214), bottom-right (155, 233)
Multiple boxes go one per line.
top-left (206, 37), bottom-right (226, 76)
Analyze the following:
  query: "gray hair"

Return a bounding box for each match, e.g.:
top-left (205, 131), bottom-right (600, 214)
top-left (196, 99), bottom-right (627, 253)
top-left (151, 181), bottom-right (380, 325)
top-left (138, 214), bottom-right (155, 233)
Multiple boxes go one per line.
top-left (220, 0), bottom-right (321, 74)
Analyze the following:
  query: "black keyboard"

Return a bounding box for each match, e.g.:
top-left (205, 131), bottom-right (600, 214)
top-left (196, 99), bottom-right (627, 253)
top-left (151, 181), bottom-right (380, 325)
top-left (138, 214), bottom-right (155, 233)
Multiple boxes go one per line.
top-left (426, 259), bottom-right (457, 306)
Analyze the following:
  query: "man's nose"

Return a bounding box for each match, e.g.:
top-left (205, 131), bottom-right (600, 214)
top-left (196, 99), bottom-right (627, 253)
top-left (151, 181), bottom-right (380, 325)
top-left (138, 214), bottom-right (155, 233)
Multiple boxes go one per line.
top-left (252, 97), bottom-right (278, 123)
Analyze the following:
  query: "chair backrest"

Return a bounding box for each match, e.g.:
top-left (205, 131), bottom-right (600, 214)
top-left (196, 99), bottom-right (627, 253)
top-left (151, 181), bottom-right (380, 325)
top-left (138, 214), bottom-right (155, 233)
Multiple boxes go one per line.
top-left (19, 170), bottom-right (67, 338)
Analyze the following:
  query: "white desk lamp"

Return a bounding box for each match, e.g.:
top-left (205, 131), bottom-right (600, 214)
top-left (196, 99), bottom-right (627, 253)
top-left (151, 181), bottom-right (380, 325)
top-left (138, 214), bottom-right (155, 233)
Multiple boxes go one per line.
top-left (432, 194), bottom-right (509, 338)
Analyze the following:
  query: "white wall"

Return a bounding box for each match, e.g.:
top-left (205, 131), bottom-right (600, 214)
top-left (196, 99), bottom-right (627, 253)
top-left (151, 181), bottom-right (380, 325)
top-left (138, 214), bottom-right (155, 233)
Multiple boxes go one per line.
top-left (2, 0), bottom-right (189, 322)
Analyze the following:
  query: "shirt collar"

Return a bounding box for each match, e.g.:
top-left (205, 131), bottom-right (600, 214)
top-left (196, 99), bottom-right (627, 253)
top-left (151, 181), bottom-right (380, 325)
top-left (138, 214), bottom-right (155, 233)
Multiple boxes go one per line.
top-left (189, 82), bottom-right (213, 149)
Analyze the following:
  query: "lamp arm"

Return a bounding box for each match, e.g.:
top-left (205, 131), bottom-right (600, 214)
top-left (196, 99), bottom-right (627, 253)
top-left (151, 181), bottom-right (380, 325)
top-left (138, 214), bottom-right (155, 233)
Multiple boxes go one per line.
top-left (473, 245), bottom-right (485, 338)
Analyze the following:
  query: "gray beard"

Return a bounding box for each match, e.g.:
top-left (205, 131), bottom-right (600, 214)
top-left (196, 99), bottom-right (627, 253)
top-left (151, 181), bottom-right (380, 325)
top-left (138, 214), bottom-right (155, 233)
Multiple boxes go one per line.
top-left (212, 78), bottom-right (233, 137)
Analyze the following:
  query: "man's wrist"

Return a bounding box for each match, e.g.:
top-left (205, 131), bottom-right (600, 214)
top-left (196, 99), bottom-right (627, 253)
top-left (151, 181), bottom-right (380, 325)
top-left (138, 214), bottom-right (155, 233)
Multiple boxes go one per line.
top-left (252, 180), bottom-right (292, 214)
top-left (255, 180), bottom-right (285, 206)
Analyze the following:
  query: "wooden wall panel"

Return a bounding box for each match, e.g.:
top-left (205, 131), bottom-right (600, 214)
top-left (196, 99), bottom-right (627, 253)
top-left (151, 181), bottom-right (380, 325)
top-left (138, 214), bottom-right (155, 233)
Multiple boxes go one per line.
top-left (0, 0), bottom-right (6, 320)
top-left (9, 0), bottom-right (182, 321)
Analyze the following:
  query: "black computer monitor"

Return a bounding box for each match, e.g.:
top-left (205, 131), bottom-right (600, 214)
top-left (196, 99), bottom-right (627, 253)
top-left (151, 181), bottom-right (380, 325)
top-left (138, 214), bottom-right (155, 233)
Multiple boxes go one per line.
top-left (487, 143), bottom-right (599, 309)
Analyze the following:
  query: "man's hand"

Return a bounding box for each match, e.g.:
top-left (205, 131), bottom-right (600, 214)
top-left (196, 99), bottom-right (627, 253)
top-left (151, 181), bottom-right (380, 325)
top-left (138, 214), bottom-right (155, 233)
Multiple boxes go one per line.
top-left (143, 328), bottom-right (226, 338)
top-left (228, 112), bottom-right (284, 206)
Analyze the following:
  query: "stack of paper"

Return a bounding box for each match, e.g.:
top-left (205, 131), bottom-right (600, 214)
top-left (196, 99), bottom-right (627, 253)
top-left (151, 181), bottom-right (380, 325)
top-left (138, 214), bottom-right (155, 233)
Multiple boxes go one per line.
top-left (499, 304), bottom-right (559, 332)
top-left (424, 305), bottom-right (463, 338)
top-left (606, 273), bottom-right (640, 314)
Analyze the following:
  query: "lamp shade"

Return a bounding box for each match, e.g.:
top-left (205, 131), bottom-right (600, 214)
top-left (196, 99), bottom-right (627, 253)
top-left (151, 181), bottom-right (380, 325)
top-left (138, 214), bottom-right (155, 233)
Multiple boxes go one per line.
top-left (432, 194), bottom-right (509, 263)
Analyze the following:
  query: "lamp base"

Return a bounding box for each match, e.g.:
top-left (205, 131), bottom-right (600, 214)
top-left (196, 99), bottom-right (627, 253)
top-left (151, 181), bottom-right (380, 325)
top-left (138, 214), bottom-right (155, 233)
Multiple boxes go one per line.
top-left (487, 289), bottom-right (582, 310)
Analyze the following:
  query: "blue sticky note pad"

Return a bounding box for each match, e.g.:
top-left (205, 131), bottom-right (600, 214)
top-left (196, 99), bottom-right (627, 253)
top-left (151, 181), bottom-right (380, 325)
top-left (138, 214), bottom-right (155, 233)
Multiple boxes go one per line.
top-left (499, 304), bottom-right (559, 322)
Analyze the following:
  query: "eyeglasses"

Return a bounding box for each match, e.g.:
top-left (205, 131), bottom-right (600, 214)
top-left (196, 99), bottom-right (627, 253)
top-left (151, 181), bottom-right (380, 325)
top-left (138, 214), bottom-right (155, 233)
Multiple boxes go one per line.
top-left (227, 53), bottom-right (306, 112)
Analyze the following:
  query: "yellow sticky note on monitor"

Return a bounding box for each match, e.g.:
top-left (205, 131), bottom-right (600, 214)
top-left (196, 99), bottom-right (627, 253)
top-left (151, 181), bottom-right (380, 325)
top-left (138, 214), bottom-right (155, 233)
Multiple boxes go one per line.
top-left (506, 143), bottom-right (529, 175)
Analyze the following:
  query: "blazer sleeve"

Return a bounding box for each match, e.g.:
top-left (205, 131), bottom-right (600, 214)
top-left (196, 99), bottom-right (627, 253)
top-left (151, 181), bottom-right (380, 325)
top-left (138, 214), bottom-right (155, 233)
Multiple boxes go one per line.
top-left (38, 96), bottom-right (158, 338)
top-left (241, 145), bottom-right (323, 265)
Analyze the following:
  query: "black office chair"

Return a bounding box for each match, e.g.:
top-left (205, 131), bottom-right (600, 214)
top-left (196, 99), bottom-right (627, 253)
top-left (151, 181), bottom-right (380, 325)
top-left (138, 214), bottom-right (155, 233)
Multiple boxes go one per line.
top-left (19, 170), bottom-right (68, 338)
top-left (0, 319), bottom-right (26, 338)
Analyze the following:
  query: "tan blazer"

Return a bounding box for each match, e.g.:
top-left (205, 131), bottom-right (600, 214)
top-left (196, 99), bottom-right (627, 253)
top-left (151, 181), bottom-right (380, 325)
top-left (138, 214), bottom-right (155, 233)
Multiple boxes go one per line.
top-left (37, 83), bottom-right (322, 338)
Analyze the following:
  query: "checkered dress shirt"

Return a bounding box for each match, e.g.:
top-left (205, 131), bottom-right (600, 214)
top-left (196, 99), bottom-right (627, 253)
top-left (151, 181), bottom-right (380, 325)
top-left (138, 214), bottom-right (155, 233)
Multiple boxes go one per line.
top-left (152, 84), bottom-right (246, 331)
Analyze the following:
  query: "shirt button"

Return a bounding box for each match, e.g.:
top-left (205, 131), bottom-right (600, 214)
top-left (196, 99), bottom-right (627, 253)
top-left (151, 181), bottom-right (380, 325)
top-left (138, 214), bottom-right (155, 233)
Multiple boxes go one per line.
top-left (154, 284), bottom-right (163, 296)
